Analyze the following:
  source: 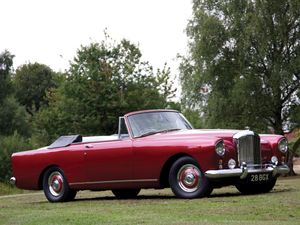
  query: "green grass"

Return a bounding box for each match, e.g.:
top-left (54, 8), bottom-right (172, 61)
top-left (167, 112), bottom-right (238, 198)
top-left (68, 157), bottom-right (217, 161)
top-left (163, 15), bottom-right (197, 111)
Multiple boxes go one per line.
top-left (0, 183), bottom-right (30, 196)
top-left (0, 177), bottom-right (299, 225)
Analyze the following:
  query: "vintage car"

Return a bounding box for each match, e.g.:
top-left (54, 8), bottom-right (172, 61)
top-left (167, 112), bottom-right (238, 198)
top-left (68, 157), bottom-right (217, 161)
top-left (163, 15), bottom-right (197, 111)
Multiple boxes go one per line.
top-left (10, 109), bottom-right (289, 202)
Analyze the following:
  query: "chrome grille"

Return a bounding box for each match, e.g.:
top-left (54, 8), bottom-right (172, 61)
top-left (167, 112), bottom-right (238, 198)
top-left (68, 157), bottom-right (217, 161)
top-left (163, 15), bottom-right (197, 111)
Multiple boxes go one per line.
top-left (235, 132), bottom-right (261, 165)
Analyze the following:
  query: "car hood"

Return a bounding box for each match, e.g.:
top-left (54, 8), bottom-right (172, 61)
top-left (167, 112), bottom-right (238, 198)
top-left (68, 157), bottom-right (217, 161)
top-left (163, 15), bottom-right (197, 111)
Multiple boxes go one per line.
top-left (138, 129), bottom-right (282, 148)
top-left (138, 129), bottom-right (241, 142)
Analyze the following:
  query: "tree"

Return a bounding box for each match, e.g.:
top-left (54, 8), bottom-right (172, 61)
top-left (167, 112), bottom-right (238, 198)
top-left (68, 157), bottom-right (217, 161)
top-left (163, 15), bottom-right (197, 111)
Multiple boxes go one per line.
top-left (14, 63), bottom-right (57, 115)
top-left (0, 50), bottom-right (29, 137)
top-left (0, 97), bottom-right (30, 137)
top-left (0, 50), bottom-right (14, 103)
top-left (33, 37), bottom-right (175, 143)
top-left (180, 0), bottom-right (300, 134)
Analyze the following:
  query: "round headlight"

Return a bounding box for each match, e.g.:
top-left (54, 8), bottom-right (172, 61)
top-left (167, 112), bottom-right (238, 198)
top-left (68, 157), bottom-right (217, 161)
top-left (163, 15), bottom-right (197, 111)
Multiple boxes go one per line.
top-left (215, 140), bottom-right (225, 156)
top-left (228, 159), bottom-right (236, 169)
top-left (278, 138), bottom-right (288, 153)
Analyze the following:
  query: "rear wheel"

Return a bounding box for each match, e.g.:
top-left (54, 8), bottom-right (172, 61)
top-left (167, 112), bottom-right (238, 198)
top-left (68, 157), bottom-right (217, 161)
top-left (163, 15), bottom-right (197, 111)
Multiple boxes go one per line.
top-left (43, 167), bottom-right (77, 202)
top-left (235, 178), bottom-right (277, 195)
top-left (112, 189), bottom-right (141, 199)
top-left (169, 156), bottom-right (212, 199)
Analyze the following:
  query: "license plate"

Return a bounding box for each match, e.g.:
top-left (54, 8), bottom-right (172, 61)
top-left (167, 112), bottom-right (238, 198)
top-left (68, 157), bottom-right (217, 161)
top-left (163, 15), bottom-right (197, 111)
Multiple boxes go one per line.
top-left (249, 173), bottom-right (270, 183)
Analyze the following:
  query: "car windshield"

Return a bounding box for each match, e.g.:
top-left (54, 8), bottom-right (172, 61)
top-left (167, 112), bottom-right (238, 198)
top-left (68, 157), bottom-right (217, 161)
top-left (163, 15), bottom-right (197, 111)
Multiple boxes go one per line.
top-left (127, 111), bottom-right (193, 138)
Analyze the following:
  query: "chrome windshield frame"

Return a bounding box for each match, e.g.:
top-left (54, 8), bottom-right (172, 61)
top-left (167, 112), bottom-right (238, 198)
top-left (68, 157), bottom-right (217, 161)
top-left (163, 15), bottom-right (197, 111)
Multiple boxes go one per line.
top-left (126, 110), bottom-right (193, 138)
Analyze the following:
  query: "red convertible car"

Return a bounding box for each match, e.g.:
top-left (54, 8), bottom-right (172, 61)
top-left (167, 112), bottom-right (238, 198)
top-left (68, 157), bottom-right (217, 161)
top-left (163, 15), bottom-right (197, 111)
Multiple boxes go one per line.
top-left (10, 109), bottom-right (289, 202)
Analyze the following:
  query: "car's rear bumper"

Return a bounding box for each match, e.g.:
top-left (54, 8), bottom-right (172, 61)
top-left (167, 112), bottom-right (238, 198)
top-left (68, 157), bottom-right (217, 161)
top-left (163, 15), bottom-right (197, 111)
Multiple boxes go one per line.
top-left (205, 164), bottom-right (290, 179)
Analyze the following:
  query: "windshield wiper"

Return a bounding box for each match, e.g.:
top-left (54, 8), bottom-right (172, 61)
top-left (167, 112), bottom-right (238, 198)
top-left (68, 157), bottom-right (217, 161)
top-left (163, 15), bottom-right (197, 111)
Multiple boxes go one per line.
top-left (137, 130), bottom-right (161, 138)
top-left (160, 128), bottom-right (181, 133)
top-left (137, 128), bottom-right (181, 138)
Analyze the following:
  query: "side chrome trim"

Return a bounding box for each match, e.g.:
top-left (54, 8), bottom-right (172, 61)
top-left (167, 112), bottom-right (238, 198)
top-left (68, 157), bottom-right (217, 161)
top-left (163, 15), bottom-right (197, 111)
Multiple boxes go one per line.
top-left (205, 164), bottom-right (290, 179)
top-left (10, 177), bottom-right (16, 185)
top-left (69, 178), bottom-right (158, 186)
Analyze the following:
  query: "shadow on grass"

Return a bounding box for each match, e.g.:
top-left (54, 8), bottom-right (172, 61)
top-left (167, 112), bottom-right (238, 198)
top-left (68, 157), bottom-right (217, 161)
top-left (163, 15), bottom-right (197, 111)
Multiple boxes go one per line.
top-left (73, 188), bottom-right (293, 202)
top-left (74, 195), bottom-right (177, 202)
top-left (21, 186), bottom-right (294, 204)
top-left (209, 187), bottom-right (293, 199)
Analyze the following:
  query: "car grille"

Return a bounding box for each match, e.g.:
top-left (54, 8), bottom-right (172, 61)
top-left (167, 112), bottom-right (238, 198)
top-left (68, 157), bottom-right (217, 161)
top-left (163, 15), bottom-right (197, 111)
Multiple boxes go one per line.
top-left (235, 133), bottom-right (261, 165)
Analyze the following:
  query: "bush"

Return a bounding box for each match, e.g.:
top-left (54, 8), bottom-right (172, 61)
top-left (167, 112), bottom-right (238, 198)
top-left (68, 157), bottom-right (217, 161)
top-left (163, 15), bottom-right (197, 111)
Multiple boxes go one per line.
top-left (0, 97), bottom-right (30, 137)
top-left (0, 133), bottom-right (32, 182)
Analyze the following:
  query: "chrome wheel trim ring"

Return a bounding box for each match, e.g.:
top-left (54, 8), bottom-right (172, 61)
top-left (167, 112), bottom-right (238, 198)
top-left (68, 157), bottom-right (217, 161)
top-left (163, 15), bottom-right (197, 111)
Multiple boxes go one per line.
top-left (48, 171), bottom-right (64, 197)
top-left (177, 164), bottom-right (201, 193)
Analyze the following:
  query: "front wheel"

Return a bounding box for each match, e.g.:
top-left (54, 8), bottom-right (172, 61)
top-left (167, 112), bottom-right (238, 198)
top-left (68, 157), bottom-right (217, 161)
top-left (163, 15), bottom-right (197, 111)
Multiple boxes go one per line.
top-left (112, 189), bottom-right (141, 199)
top-left (169, 156), bottom-right (212, 199)
top-left (235, 178), bottom-right (277, 195)
top-left (43, 167), bottom-right (76, 202)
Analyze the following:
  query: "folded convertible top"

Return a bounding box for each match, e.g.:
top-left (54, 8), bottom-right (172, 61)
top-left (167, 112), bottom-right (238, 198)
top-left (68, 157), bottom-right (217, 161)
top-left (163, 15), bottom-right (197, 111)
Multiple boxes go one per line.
top-left (48, 135), bottom-right (82, 149)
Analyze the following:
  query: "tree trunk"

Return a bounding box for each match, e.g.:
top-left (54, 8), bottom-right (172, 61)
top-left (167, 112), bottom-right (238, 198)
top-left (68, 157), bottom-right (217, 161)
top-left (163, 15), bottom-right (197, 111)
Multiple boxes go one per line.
top-left (273, 109), bottom-right (284, 135)
top-left (287, 137), bottom-right (300, 176)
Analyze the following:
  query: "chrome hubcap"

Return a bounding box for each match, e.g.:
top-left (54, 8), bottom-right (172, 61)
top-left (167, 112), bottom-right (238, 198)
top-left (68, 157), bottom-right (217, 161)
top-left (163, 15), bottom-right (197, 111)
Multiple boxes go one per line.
top-left (177, 164), bottom-right (201, 192)
top-left (185, 173), bottom-right (195, 184)
top-left (48, 171), bottom-right (64, 197)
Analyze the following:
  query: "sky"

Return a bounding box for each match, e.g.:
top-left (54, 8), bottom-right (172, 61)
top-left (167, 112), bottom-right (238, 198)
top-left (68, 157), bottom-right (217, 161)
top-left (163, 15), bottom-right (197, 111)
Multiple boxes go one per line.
top-left (1, 0), bottom-right (193, 77)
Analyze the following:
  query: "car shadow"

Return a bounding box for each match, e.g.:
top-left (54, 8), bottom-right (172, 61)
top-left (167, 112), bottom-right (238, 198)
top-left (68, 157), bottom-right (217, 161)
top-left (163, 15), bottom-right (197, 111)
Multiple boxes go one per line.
top-left (29, 186), bottom-right (294, 203)
top-left (73, 189), bottom-right (293, 202)
top-left (209, 187), bottom-right (293, 198)
top-left (74, 195), bottom-right (177, 202)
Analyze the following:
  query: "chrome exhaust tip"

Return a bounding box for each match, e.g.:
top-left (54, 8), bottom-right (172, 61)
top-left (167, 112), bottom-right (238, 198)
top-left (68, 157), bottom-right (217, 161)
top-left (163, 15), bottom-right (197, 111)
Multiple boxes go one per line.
top-left (10, 177), bottom-right (16, 185)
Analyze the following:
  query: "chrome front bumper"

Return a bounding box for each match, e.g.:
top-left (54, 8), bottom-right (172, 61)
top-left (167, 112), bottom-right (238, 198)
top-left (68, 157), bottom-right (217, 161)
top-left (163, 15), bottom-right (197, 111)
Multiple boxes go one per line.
top-left (10, 177), bottom-right (16, 185)
top-left (205, 164), bottom-right (290, 179)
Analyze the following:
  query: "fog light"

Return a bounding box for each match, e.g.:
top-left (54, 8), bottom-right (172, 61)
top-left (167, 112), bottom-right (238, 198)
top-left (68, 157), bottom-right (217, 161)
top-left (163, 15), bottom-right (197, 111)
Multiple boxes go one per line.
top-left (271, 156), bottom-right (278, 165)
top-left (228, 159), bottom-right (236, 169)
top-left (219, 159), bottom-right (223, 169)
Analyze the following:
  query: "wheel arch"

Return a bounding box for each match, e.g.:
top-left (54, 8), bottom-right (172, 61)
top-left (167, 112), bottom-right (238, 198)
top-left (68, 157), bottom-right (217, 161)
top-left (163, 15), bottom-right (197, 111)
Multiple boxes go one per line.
top-left (38, 164), bottom-right (60, 189)
top-left (159, 153), bottom-right (194, 188)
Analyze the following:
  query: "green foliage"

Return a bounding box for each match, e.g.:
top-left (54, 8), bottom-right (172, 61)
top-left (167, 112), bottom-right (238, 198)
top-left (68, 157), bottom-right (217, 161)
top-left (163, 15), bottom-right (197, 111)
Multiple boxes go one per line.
top-left (0, 182), bottom-right (27, 195)
top-left (180, 0), bottom-right (300, 134)
top-left (13, 63), bottom-right (57, 115)
top-left (0, 97), bottom-right (30, 137)
top-left (0, 50), bottom-right (14, 103)
top-left (0, 50), bottom-right (32, 182)
top-left (0, 51), bottom-right (30, 137)
top-left (0, 133), bottom-right (32, 182)
top-left (182, 108), bottom-right (204, 129)
top-left (0, 37), bottom-right (176, 181)
top-left (33, 37), bottom-right (175, 144)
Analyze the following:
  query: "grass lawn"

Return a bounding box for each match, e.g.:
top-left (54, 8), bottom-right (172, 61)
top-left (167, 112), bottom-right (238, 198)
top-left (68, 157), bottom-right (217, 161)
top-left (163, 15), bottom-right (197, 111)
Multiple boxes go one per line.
top-left (0, 183), bottom-right (29, 196)
top-left (0, 177), bottom-right (299, 225)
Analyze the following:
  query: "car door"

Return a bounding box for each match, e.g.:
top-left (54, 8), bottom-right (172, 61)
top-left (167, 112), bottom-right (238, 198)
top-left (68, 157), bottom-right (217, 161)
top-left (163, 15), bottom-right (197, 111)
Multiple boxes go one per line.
top-left (132, 138), bottom-right (171, 181)
top-left (84, 139), bottom-right (133, 185)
